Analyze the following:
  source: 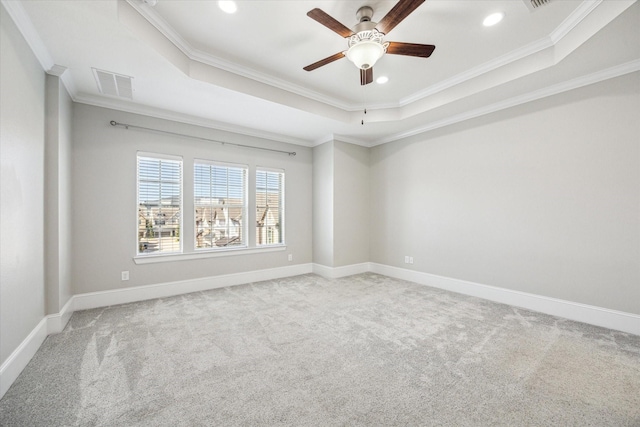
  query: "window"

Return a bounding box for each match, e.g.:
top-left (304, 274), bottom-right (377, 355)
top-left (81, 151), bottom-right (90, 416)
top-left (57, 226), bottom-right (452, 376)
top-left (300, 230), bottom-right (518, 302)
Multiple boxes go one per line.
top-left (194, 161), bottom-right (247, 249)
top-left (137, 154), bottom-right (182, 255)
top-left (256, 168), bottom-right (284, 246)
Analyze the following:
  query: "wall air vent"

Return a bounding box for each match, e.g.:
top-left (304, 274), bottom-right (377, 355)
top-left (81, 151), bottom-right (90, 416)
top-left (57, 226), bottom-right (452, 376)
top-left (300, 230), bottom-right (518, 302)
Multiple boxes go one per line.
top-left (521, 0), bottom-right (552, 12)
top-left (92, 68), bottom-right (133, 100)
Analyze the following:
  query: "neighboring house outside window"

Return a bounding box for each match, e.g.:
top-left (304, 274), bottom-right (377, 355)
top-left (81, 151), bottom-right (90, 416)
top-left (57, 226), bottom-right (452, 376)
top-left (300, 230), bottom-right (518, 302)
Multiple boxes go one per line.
top-left (256, 168), bottom-right (284, 246)
top-left (137, 153), bottom-right (183, 255)
top-left (194, 161), bottom-right (248, 250)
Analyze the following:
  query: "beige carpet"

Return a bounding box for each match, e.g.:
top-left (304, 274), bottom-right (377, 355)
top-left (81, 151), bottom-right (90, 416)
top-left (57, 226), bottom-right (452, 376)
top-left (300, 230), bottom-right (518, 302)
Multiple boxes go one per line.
top-left (1, 273), bottom-right (639, 426)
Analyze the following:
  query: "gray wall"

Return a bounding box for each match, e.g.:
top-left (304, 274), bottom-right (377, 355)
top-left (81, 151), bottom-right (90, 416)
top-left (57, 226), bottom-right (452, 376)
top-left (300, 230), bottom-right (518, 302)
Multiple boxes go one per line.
top-left (0, 5), bottom-right (46, 364)
top-left (1, 0), bottom-right (638, 378)
top-left (312, 140), bottom-right (370, 268)
top-left (334, 141), bottom-right (370, 267)
top-left (312, 141), bottom-right (334, 267)
top-left (370, 72), bottom-right (640, 314)
top-left (71, 104), bottom-right (312, 294)
top-left (45, 74), bottom-right (73, 315)
top-left (58, 77), bottom-right (73, 309)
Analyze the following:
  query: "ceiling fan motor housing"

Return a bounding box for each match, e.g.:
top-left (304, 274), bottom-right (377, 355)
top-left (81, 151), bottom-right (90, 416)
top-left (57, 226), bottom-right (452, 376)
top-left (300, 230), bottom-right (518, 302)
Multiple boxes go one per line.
top-left (353, 6), bottom-right (377, 33)
top-left (347, 6), bottom-right (389, 70)
top-left (356, 6), bottom-right (374, 22)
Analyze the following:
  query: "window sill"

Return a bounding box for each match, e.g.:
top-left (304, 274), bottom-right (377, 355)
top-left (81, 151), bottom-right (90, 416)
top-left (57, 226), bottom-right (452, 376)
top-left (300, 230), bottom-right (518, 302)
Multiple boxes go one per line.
top-left (133, 245), bottom-right (286, 264)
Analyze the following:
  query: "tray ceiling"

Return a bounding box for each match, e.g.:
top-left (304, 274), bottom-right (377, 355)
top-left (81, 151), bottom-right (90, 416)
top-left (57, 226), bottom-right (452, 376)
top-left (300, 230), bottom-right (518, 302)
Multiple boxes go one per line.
top-left (4, 0), bottom-right (639, 146)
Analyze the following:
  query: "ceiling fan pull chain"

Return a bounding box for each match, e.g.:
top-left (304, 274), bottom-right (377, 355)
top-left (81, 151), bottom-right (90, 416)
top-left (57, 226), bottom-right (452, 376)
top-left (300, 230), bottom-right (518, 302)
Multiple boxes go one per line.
top-left (361, 82), bottom-right (367, 125)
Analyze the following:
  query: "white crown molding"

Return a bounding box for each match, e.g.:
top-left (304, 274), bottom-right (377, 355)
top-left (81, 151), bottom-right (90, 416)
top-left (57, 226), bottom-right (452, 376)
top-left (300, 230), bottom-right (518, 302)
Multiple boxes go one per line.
top-left (45, 64), bottom-right (67, 77)
top-left (1, 0), bottom-right (53, 70)
top-left (73, 92), bottom-right (315, 148)
top-left (187, 49), bottom-right (359, 112)
top-left (400, 36), bottom-right (554, 106)
top-left (2, 1), bottom-right (77, 99)
top-left (373, 59), bottom-right (640, 146)
top-left (45, 64), bottom-right (79, 98)
top-left (75, 47), bottom-right (635, 149)
top-left (310, 133), bottom-right (374, 148)
top-left (550, 0), bottom-right (602, 44)
top-left (399, 0), bottom-right (608, 107)
top-left (125, 0), bottom-right (609, 115)
top-left (311, 134), bottom-right (336, 147)
top-left (6, 0), bottom-right (634, 149)
top-left (125, 0), bottom-right (356, 112)
top-left (2, 0), bottom-right (315, 149)
top-left (332, 134), bottom-right (373, 148)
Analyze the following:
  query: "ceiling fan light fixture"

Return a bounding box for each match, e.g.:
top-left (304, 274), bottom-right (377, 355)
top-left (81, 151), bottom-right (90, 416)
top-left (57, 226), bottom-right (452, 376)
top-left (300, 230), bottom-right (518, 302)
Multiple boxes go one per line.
top-left (347, 41), bottom-right (385, 70)
top-left (303, 2), bottom-right (435, 84)
top-left (346, 29), bottom-right (389, 70)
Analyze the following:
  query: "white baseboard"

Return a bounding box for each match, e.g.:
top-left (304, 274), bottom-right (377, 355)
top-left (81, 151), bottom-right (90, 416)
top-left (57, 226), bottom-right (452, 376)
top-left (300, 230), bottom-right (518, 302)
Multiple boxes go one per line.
top-left (0, 297), bottom-right (75, 399)
top-left (0, 263), bottom-right (312, 399)
top-left (71, 263), bottom-right (313, 312)
top-left (46, 297), bottom-right (74, 335)
top-left (370, 263), bottom-right (640, 336)
top-left (0, 317), bottom-right (48, 399)
top-left (312, 262), bottom-right (371, 279)
top-left (2, 261), bottom-right (637, 401)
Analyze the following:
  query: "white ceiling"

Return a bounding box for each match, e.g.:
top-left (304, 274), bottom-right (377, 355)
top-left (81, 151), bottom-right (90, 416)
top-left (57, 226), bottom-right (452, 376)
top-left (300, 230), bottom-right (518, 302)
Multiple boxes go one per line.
top-left (4, 0), bottom-right (639, 147)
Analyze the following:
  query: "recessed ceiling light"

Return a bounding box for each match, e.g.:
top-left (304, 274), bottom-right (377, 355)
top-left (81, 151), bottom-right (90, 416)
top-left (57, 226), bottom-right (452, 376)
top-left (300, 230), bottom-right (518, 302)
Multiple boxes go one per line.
top-left (483, 12), bottom-right (504, 27)
top-left (376, 76), bottom-right (389, 84)
top-left (218, 1), bottom-right (237, 14)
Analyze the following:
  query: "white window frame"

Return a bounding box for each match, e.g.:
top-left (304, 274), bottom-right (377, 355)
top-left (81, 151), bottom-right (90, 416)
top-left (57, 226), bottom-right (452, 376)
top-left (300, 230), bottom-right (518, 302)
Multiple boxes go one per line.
top-left (194, 159), bottom-right (248, 251)
top-left (136, 152), bottom-right (183, 257)
top-left (256, 167), bottom-right (285, 247)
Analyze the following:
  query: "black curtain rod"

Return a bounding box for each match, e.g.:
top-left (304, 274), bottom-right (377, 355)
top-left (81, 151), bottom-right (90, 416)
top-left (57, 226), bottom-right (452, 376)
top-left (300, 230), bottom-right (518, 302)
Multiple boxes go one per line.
top-left (109, 121), bottom-right (296, 156)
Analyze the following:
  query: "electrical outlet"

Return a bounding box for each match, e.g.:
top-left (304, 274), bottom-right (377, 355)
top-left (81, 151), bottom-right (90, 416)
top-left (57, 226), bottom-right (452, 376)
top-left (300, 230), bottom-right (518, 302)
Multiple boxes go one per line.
top-left (288, 254), bottom-right (293, 262)
top-left (409, 257), bottom-right (414, 264)
top-left (404, 256), bottom-right (409, 264)
top-left (121, 271), bottom-right (129, 281)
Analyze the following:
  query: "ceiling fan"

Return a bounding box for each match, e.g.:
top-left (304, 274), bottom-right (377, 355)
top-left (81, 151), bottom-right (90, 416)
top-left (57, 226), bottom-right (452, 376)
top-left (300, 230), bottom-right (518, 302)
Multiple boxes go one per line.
top-left (303, 0), bottom-right (435, 85)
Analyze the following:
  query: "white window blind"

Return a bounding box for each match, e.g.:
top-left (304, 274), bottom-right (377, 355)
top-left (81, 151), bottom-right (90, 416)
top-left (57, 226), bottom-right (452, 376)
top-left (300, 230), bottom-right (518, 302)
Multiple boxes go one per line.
top-left (256, 168), bottom-right (284, 246)
top-left (194, 161), bottom-right (247, 250)
top-left (137, 154), bottom-right (182, 255)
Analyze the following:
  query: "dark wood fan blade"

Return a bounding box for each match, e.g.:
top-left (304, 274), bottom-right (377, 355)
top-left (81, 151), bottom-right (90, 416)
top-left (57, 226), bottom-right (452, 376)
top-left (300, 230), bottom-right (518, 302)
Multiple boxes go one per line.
top-left (307, 8), bottom-right (354, 38)
top-left (360, 68), bottom-right (373, 85)
top-left (303, 52), bottom-right (345, 71)
top-left (376, 0), bottom-right (425, 35)
top-left (386, 41), bottom-right (435, 58)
